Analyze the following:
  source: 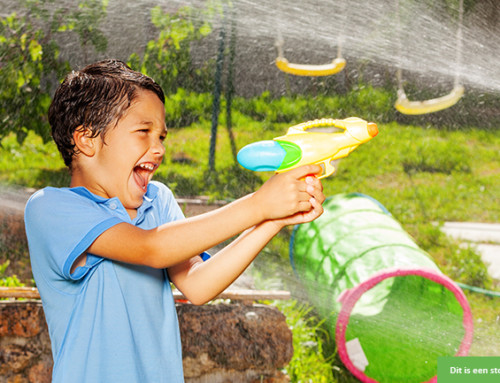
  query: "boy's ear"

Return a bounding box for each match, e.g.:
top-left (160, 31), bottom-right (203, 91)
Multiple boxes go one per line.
top-left (73, 126), bottom-right (97, 157)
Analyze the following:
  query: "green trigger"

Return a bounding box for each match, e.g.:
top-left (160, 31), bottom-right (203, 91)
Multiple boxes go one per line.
top-left (276, 140), bottom-right (302, 170)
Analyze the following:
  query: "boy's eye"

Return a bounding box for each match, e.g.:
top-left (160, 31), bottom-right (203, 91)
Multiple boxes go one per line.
top-left (136, 129), bottom-right (150, 136)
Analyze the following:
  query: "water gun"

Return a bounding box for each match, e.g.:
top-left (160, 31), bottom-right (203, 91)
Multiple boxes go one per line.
top-left (237, 117), bottom-right (378, 179)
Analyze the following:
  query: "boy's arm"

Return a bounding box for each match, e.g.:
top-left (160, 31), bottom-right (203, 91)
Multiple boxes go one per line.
top-left (86, 165), bottom-right (322, 269)
top-left (168, 195), bottom-right (324, 305)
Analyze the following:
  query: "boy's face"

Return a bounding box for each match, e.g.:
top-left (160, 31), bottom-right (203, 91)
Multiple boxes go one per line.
top-left (78, 89), bottom-right (167, 217)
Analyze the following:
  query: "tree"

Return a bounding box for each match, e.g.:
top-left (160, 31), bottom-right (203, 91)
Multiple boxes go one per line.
top-left (0, 0), bottom-right (108, 143)
top-left (127, 4), bottom-right (215, 95)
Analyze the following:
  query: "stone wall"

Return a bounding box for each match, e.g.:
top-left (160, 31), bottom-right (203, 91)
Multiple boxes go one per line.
top-left (0, 302), bottom-right (51, 383)
top-left (0, 301), bottom-right (293, 383)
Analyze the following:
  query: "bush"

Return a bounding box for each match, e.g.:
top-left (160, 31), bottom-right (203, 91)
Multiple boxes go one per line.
top-left (164, 89), bottom-right (213, 128)
top-left (232, 85), bottom-right (396, 128)
top-left (277, 300), bottom-right (335, 383)
top-left (412, 223), bottom-right (492, 289)
top-left (0, 261), bottom-right (25, 288)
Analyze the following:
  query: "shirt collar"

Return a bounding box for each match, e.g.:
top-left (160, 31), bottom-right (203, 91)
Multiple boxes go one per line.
top-left (68, 183), bottom-right (159, 203)
top-left (68, 186), bottom-right (110, 203)
top-left (68, 183), bottom-right (159, 222)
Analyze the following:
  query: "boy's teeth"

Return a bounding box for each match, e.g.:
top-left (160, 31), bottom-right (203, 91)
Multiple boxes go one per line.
top-left (139, 163), bottom-right (154, 171)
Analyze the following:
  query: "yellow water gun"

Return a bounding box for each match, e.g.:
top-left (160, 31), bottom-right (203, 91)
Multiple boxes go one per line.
top-left (237, 117), bottom-right (378, 179)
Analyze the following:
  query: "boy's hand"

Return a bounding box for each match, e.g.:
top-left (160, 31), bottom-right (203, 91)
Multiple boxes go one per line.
top-left (272, 174), bottom-right (325, 228)
top-left (251, 164), bottom-right (324, 222)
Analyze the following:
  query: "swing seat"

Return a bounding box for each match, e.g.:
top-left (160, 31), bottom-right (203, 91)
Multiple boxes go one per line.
top-left (276, 57), bottom-right (346, 77)
top-left (395, 84), bottom-right (465, 115)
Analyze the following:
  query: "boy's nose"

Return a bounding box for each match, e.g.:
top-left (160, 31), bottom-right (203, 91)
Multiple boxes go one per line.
top-left (152, 139), bottom-right (166, 156)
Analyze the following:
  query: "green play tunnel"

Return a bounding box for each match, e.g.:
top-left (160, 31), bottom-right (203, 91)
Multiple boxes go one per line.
top-left (290, 193), bottom-right (473, 383)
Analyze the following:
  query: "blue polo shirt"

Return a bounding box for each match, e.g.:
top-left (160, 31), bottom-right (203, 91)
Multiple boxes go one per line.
top-left (25, 181), bottom-right (197, 383)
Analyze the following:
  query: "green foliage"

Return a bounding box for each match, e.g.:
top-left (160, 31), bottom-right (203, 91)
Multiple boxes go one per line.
top-left (164, 89), bottom-right (213, 128)
top-left (232, 85), bottom-right (396, 128)
top-left (0, 131), bottom-right (68, 187)
top-left (446, 243), bottom-right (492, 288)
top-left (0, 0), bottom-right (108, 144)
top-left (128, 4), bottom-right (216, 95)
top-left (66, 0), bottom-right (109, 60)
top-left (441, 0), bottom-right (476, 16)
top-left (232, 91), bottom-right (311, 126)
top-left (277, 300), bottom-right (335, 383)
top-left (0, 5), bottom-right (67, 143)
top-left (411, 223), bottom-right (492, 289)
top-left (0, 261), bottom-right (25, 288)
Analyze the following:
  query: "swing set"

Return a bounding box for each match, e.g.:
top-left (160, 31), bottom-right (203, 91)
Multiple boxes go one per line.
top-left (274, 0), bottom-right (465, 115)
top-left (274, 0), bottom-right (346, 77)
top-left (394, 0), bottom-right (465, 115)
top-left (275, 32), bottom-right (346, 77)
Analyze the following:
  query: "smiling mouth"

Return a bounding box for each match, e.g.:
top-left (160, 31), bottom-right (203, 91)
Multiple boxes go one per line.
top-left (133, 162), bottom-right (158, 191)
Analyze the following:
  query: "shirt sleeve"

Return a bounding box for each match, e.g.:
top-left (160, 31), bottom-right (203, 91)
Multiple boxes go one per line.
top-left (25, 188), bottom-right (123, 282)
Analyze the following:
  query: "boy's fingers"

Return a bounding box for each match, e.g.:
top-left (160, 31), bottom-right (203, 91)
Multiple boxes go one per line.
top-left (307, 187), bottom-right (325, 204)
top-left (306, 197), bottom-right (324, 219)
top-left (287, 164), bottom-right (323, 179)
top-left (305, 176), bottom-right (325, 203)
top-left (297, 200), bottom-right (313, 212)
top-left (311, 197), bottom-right (324, 213)
top-left (306, 175), bottom-right (323, 191)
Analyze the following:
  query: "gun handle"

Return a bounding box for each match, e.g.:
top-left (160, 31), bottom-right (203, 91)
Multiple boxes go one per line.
top-left (317, 159), bottom-right (336, 179)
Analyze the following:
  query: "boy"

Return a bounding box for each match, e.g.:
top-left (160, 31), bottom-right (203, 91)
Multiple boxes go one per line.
top-left (24, 59), bottom-right (324, 382)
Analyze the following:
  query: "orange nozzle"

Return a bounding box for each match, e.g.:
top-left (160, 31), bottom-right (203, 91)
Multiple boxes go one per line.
top-left (367, 122), bottom-right (378, 137)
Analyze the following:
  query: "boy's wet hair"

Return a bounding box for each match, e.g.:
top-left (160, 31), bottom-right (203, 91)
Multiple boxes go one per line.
top-left (49, 59), bottom-right (165, 169)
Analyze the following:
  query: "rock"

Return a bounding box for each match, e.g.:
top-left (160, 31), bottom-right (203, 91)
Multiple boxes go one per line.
top-left (28, 360), bottom-right (52, 383)
top-left (0, 303), bottom-right (45, 338)
top-left (179, 303), bottom-right (293, 382)
top-left (0, 301), bottom-right (293, 383)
